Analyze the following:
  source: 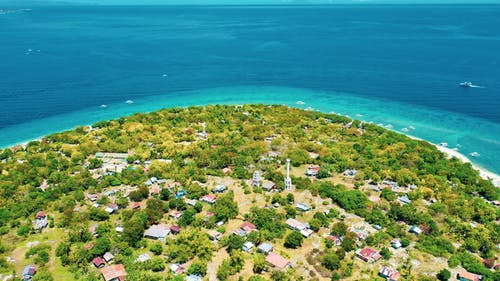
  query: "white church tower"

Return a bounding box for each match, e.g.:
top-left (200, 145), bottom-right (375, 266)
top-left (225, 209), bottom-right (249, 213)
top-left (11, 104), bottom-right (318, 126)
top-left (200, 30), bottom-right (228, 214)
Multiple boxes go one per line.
top-left (252, 171), bottom-right (261, 187)
top-left (284, 158), bottom-right (292, 190)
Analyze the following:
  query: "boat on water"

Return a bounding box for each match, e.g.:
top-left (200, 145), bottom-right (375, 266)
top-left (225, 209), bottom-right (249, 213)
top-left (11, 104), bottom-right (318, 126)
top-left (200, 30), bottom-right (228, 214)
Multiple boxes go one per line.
top-left (469, 152), bottom-right (480, 157)
top-left (459, 81), bottom-right (482, 88)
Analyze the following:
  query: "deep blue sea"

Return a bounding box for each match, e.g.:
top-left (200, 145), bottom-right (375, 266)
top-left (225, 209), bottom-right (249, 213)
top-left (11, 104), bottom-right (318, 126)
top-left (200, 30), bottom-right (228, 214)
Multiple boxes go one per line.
top-left (0, 5), bottom-right (499, 174)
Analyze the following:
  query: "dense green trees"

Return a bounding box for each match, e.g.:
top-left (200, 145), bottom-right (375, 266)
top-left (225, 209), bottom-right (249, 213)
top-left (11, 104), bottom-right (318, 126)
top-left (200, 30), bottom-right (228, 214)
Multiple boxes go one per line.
top-left (213, 191), bottom-right (238, 222)
top-left (284, 231), bottom-right (304, 249)
top-left (122, 217), bottom-right (145, 247)
top-left (0, 105), bottom-right (498, 280)
top-left (322, 251), bottom-right (341, 271)
top-left (248, 207), bottom-right (286, 239)
top-left (165, 229), bottom-right (214, 263)
top-left (437, 268), bottom-right (451, 281)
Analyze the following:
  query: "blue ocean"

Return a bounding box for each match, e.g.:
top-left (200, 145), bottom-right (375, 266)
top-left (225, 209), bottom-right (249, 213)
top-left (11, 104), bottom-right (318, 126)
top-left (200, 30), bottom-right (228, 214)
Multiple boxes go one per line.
top-left (0, 5), bottom-right (499, 173)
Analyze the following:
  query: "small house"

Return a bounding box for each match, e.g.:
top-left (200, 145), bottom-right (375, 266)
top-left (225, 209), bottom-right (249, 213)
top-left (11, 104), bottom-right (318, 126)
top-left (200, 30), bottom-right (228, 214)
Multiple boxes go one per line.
top-left (356, 247), bottom-right (382, 263)
top-left (300, 229), bottom-right (314, 238)
top-left (240, 222), bottom-right (257, 233)
top-left (205, 211), bottom-right (214, 221)
top-left (457, 271), bottom-right (482, 281)
top-left (306, 165), bottom-right (319, 177)
top-left (213, 184), bottom-right (227, 193)
top-left (352, 228), bottom-right (369, 241)
top-left (85, 242), bottom-right (96, 250)
top-left (391, 239), bottom-right (402, 249)
top-left (242, 241), bottom-right (254, 252)
top-left (170, 225), bottom-right (181, 234)
top-left (397, 196), bottom-right (411, 205)
top-left (34, 212), bottom-right (48, 230)
top-left (175, 190), bottom-right (187, 199)
top-left (89, 223), bottom-right (98, 236)
top-left (105, 204), bottom-right (117, 214)
top-left (186, 275), bottom-right (203, 281)
top-left (343, 169), bottom-right (357, 177)
top-left (92, 257), bottom-right (106, 268)
top-left (286, 218), bottom-right (307, 231)
top-left (22, 265), bottom-right (36, 281)
top-left (261, 181), bottom-right (276, 192)
top-left (266, 253), bottom-right (290, 269)
top-left (169, 263), bottom-right (186, 275)
top-left (409, 226), bottom-right (422, 235)
top-left (170, 211), bottom-right (183, 220)
top-left (103, 252), bottom-right (115, 263)
top-left (207, 229), bottom-right (222, 241)
top-left (234, 222), bottom-right (257, 236)
top-left (144, 224), bottom-right (170, 240)
top-left (35, 212), bottom-right (46, 220)
top-left (379, 266), bottom-right (400, 281)
top-left (296, 203), bottom-right (310, 212)
top-left (185, 199), bottom-right (197, 206)
top-left (200, 194), bottom-right (217, 204)
top-left (326, 235), bottom-right (342, 246)
top-left (135, 253), bottom-right (152, 263)
top-left (101, 264), bottom-right (127, 281)
top-left (257, 243), bottom-right (273, 255)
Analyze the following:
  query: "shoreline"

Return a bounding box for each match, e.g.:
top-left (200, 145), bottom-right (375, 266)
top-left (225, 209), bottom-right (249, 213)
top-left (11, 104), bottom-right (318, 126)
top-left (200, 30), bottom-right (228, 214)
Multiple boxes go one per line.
top-left (0, 85), bottom-right (498, 183)
top-left (434, 145), bottom-right (500, 188)
top-left (5, 104), bottom-right (500, 188)
top-left (405, 135), bottom-right (500, 187)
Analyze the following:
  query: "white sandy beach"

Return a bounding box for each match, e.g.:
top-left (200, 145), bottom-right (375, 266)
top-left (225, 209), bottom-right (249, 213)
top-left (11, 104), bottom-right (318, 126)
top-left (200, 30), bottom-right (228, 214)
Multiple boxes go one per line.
top-left (401, 133), bottom-right (500, 187)
top-left (434, 145), bottom-right (500, 187)
top-left (400, 133), bottom-right (500, 187)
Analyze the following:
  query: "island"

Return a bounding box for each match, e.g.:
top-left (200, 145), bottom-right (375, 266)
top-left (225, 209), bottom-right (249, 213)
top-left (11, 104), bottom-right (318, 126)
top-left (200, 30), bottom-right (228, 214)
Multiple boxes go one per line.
top-left (0, 105), bottom-right (498, 281)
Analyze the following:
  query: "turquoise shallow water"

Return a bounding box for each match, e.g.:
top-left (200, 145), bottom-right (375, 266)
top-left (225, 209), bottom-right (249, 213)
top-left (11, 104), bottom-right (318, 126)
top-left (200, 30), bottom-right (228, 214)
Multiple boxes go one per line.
top-left (1, 85), bottom-right (499, 174)
top-left (1, 5), bottom-right (499, 175)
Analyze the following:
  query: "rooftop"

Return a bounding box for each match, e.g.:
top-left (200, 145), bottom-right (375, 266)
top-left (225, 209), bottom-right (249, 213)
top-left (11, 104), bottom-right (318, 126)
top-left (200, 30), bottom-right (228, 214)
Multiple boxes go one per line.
top-left (100, 264), bottom-right (127, 281)
top-left (266, 252), bottom-right (290, 269)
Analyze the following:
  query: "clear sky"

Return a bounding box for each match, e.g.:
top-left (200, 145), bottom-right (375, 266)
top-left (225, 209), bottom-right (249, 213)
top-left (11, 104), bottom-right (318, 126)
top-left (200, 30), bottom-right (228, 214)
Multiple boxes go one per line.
top-left (4, 0), bottom-right (500, 5)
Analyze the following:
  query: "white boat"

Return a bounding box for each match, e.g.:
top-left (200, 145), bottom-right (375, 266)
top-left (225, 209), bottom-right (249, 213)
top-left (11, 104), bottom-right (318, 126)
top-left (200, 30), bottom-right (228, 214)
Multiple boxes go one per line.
top-left (460, 81), bottom-right (482, 88)
top-left (469, 152), bottom-right (480, 157)
top-left (125, 100), bottom-right (134, 104)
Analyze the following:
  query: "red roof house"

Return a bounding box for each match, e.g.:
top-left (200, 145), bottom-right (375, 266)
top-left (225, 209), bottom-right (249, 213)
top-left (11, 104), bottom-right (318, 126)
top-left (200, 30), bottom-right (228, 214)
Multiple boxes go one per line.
top-left (84, 242), bottom-right (96, 250)
top-left (170, 225), bottom-right (181, 234)
top-left (379, 266), bottom-right (400, 281)
top-left (457, 271), bottom-right (482, 281)
top-left (240, 222), bottom-right (257, 232)
top-left (356, 247), bottom-right (382, 263)
top-left (266, 253), bottom-right (290, 269)
top-left (200, 194), bottom-right (217, 204)
top-left (92, 257), bottom-right (105, 268)
top-left (326, 235), bottom-right (342, 246)
top-left (35, 212), bottom-right (46, 220)
top-left (101, 264), bottom-right (127, 281)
